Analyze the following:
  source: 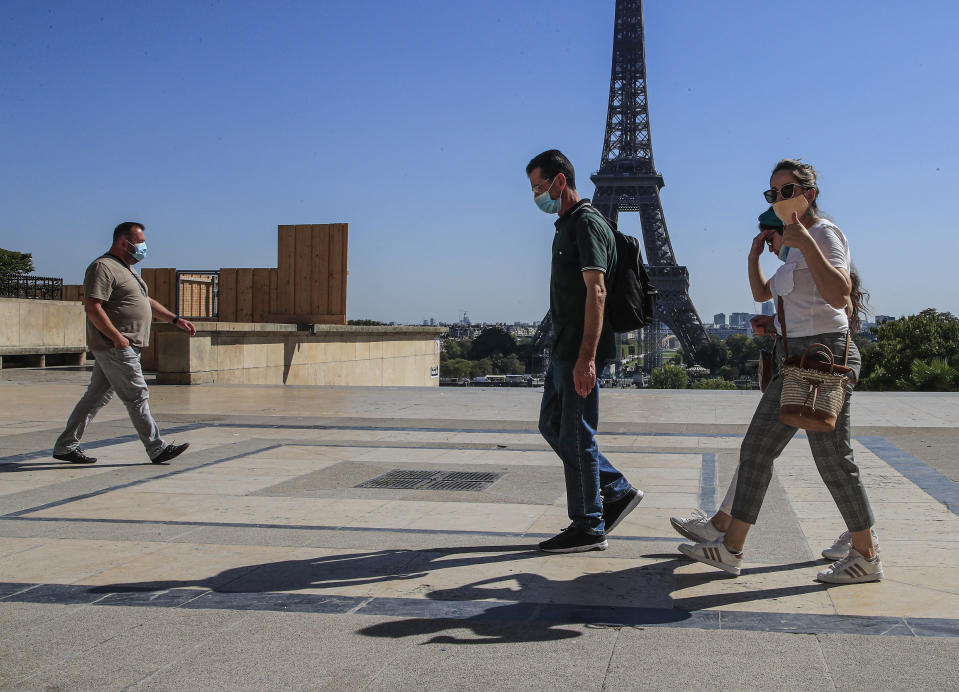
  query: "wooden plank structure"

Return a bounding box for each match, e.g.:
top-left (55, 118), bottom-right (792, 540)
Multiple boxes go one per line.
top-left (62, 285), bottom-right (84, 302)
top-left (141, 268), bottom-right (177, 311)
top-left (140, 268), bottom-right (177, 370)
top-left (218, 268), bottom-right (276, 323)
top-left (271, 223), bottom-right (348, 324)
top-left (177, 273), bottom-right (216, 318)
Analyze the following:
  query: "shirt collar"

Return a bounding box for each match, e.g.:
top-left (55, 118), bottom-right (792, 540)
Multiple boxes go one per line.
top-left (554, 198), bottom-right (592, 230)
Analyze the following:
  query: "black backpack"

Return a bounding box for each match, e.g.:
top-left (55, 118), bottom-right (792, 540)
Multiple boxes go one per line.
top-left (576, 203), bottom-right (657, 333)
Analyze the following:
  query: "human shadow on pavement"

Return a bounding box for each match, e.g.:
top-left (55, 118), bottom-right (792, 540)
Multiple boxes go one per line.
top-left (358, 554), bottom-right (832, 645)
top-left (358, 555), bottom-right (692, 644)
top-left (0, 461), bottom-right (138, 472)
top-left (88, 544), bottom-right (542, 595)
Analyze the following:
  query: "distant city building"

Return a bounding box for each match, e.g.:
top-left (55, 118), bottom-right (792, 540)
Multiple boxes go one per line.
top-left (729, 312), bottom-right (752, 328)
top-left (706, 325), bottom-right (749, 339)
top-left (761, 302), bottom-right (774, 316)
top-left (713, 312), bottom-right (726, 326)
top-left (875, 315), bottom-right (895, 324)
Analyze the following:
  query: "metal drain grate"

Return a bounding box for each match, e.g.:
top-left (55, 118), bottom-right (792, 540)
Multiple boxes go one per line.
top-left (439, 471), bottom-right (502, 483)
top-left (421, 479), bottom-right (489, 492)
top-left (355, 469), bottom-right (503, 491)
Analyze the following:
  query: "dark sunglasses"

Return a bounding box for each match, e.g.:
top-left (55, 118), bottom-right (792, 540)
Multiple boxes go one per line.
top-left (763, 182), bottom-right (808, 204)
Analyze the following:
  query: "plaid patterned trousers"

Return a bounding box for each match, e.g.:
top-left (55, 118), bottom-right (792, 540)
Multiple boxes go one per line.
top-left (730, 332), bottom-right (874, 532)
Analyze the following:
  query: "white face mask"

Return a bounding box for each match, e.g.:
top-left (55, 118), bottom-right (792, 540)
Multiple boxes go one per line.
top-left (772, 192), bottom-right (810, 224)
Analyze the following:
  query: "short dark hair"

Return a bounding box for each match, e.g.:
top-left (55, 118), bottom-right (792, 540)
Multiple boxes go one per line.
top-left (113, 221), bottom-right (145, 243)
top-left (526, 149), bottom-right (576, 190)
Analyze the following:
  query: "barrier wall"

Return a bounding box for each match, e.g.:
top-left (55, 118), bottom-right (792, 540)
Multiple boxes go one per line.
top-left (0, 298), bottom-right (87, 367)
top-left (154, 323), bottom-right (444, 387)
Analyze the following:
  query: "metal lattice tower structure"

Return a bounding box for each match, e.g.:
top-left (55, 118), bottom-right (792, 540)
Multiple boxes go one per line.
top-left (590, 0), bottom-right (708, 366)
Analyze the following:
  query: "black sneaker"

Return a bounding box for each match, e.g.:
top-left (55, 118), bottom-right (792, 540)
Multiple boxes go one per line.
top-left (538, 525), bottom-right (608, 553)
top-left (151, 442), bottom-right (189, 464)
top-left (52, 449), bottom-right (97, 464)
top-left (603, 487), bottom-right (644, 534)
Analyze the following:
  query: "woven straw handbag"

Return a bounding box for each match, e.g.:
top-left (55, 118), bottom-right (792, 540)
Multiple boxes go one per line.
top-left (776, 297), bottom-right (853, 432)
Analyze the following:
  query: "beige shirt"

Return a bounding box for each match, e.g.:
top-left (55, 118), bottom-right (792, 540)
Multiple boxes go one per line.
top-left (83, 254), bottom-right (153, 350)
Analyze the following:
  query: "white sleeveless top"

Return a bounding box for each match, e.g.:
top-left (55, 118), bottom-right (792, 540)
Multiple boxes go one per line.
top-left (770, 219), bottom-right (851, 338)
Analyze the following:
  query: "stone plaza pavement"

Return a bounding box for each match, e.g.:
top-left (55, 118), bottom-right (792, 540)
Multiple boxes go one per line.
top-left (1, 367), bottom-right (958, 690)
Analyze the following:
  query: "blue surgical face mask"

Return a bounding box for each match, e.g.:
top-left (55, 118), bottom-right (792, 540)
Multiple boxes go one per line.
top-left (777, 245), bottom-right (790, 262)
top-left (534, 179), bottom-right (561, 214)
top-left (127, 240), bottom-right (148, 264)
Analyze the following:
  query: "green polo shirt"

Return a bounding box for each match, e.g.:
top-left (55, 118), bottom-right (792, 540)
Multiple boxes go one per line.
top-left (549, 200), bottom-right (617, 363)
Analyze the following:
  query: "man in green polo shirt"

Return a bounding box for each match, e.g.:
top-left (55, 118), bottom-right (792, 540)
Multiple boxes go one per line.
top-left (526, 149), bottom-right (643, 553)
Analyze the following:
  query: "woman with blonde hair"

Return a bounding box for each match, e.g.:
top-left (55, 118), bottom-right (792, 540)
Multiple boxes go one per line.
top-left (677, 159), bottom-right (882, 584)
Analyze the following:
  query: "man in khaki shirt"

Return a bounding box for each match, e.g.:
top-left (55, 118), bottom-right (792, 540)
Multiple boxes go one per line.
top-left (53, 222), bottom-right (196, 464)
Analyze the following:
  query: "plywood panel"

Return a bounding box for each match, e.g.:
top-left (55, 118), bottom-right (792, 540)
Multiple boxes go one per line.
top-left (236, 268), bottom-right (254, 322)
top-left (293, 225), bottom-right (313, 316)
top-left (311, 224), bottom-right (331, 315)
top-left (276, 225), bottom-right (296, 314)
top-left (269, 268), bottom-right (278, 314)
top-left (339, 223), bottom-right (349, 316)
top-left (154, 268), bottom-right (175, 313)
top-left (219, 268), bottom-right (237, 322)
top-left (253, 268), bottom-right (271, 322)
top-left (329, 223), bottom-right (347, 316)
top-left (62, 285), bottom-right (84, 302)
top-left (140, 268), bottom-right (156, 299)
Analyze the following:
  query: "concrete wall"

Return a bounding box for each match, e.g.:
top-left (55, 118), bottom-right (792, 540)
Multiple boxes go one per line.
top-left (154, 322), bottom-right (445, 386)
top-left (0, 298), bottom-right (87, 362)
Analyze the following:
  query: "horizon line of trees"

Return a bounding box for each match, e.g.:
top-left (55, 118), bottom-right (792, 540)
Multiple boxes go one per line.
top-left (441, 327), bottom-right (529, 379)
top-left (649, 308), bottom-right (959, 392)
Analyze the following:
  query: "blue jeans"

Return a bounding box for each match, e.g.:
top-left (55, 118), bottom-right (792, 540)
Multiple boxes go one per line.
top-left (538, 360), bottom-right (631, 535)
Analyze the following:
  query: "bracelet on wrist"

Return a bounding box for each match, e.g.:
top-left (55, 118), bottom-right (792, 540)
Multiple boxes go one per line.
top-left (172, 315), bottom-right (180, 325)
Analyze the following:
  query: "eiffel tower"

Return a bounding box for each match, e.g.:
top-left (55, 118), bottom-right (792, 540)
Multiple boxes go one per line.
top-left (529, 0), bottom-right (708, 374)
top-left (590, 0), bottom-right (708, 370)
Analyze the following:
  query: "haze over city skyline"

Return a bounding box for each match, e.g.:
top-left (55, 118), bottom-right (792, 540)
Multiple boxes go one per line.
top-left (2, 1), bottom-right (956, 324)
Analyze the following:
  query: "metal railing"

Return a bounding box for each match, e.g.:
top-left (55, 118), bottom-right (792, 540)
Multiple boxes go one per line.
top-left (175, 270), bottom-right (219, 319)
top-left (0, 274), bottom-right (64, 300)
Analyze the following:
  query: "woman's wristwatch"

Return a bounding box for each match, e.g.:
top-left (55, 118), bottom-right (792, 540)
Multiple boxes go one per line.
top-left (172, 315), bottom-right (181, 325)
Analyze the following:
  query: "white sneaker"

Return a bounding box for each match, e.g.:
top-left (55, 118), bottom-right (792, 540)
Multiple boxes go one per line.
top-left (821, 529), bottom-right (879, 561)
top-left (670, 509), bottom-right (724, 543)
top-left (678, 538), bottom-right (742, 576)
top-left (817, 547), bottom-right (883, 584)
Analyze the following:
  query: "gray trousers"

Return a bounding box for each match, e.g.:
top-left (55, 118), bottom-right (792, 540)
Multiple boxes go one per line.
top-left (729, 332), bottom-right (875, 533)
top-left (54, 346), bottom-right (165, 460)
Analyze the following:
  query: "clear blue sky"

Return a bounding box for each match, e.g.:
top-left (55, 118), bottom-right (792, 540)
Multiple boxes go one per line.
top-left (1, 1), bottom-right (956, 324)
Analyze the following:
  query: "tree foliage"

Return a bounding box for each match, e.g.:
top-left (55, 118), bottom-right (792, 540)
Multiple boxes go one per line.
top-left (649, 364), bottom-right (688, 389)
top-left (470, 358), bottom-right (494, 378)
top-left (690, 378), bottom-right (738, 390)
top-left (470, 327), bottom-right (517, 360)
top-left (442, 339), bottom-right (470, 360)
top-left (0, 248), bottom-right (34, 277)
top-left (694, 337), bottom-right (729, 374)
top-left (859, 309), bottom-right (959, 391)
top-left (440, 358), bottom-right (472, 379)
top-left (347, 319), bottom-right (385, 326)
top-left (908, 357), bottom-right (958, 392)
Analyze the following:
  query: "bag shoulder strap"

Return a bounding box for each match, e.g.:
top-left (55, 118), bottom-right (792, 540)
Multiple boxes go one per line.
top-left (574, 201), bottom-right (618, 232)
top-left (777, 296), bottom-right (789, 353)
